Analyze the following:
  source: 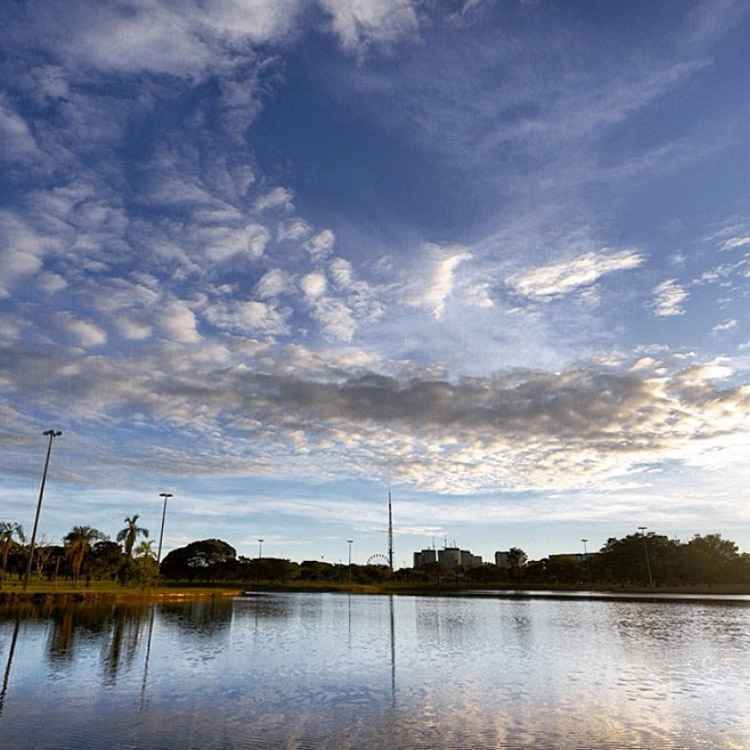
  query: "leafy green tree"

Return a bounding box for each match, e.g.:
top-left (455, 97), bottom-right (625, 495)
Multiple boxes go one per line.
top-left (133, 541), bottom-right (158, 585)
top-left (683, 534), bottom-right (740, 583)
top-left (0, 522), bottom-right (25, 586)
top-left (160, 539), bottom-right (237, 580)
top-left (89, 540), bottom-right (125, 580)
top-left (116, 515), bottom-right (149, 558)
top-left (64, 526), bottom-right (107, 582)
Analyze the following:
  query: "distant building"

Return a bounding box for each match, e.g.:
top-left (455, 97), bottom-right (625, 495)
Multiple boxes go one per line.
top-left (495, 549), bottom-right (528, 569)
top-left (461, 550), bottom-right (483, 569)
top-left (495, 550), bottom-right (511, 569)
top-left (432, 547), bottom-right (483, 570)
top-left (413, 548), bottom-right (437, 568)
top-left (438, 547), bottom-right (462, 570)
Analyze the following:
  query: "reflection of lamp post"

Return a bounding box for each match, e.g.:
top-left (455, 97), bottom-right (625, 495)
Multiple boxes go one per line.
top-left (347, 539), bottom-right (353, 583)
top-left (258, 539), bottom-right (264, 560)
top-left (581, 538), bottom-right (590, 584)
top-left (156, 493), bottom-right (173, 565)
top-left (638, 526), bottom-right (654, 588)
top-left (24, 430), bottom-right (62, 590)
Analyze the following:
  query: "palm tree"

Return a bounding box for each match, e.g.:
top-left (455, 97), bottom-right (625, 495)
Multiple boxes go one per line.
top-left (0, 522), bottom-right (25, 586)
top-left (134, 540), bottom-right (155, 560)
top-left (116, 515), bottom-right (149, 558)
top-left (64, 526), bottom-right (106, 582)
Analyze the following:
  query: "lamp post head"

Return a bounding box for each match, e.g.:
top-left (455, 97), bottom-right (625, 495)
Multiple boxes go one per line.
top-left (638, 526), bottom-right (647, 534)
top-left (43, 429), bottom-right (62, 437)
top-left (159, 492), bottom-right (173, 499)
top-left (347, 539), bottom-right (353, 544)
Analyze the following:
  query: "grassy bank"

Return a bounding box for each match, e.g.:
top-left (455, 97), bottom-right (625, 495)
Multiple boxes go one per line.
top-left (3, 578), bottom-right (749, 607)
top-left (0, 579), bottom-right (241, 606)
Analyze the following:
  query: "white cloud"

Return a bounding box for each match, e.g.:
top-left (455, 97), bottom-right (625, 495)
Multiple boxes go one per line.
top-left (37, 271), bottom-right (68, 294)
top-left (159, 300), bottom-right (201, 344)
top-left (200, 223), bottom-right (269, 262)
top-left (330, 257), bottom-right (354, 288)
top-left (301, 272), bottom-right (328, 299)
top-left (712, 318), bottom-right (737, 334)
top-left (305, 229), bottom-right (336, 260)
top-left (0, 95), bottom-right (40, 161)
top-left (255, 269), bottom-right (292, 299)
top-left (278, 218), bottom-right (313, 242)
top-left (320, 0), bottom-right (419, 50)
top-left (406, 243), bottom-right (472, 319)
top-left (115, 317), bottom-right (152, 341)
top-left (462, 281), bottom-right (494, 309)
top-left (51, 0), bottom-right (302, 77)
top-left (204, 299), bottom-right (289, 335)
top-left (62, 314), bottom-right (107, 348)
top-left (507, 249), bottom-right (643, 299)
top-left (721, 235), bottom-right (750, 250)
top-left (310, 298), bottom-right (357, 342)
top-left (0, 212), bottom-right (58, 298)
top-left (254, 187), bottom-right (294, 212)
top-left (652, 279), bottom-right (689, 317)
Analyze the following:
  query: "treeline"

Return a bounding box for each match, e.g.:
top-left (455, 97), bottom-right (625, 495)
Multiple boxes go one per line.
top-left (159, 539), bottom-right (399, 584)
top-left (158, 533), bottom-right (750, 588)
top-left (525, 533), bottom-right (750, 587)
top-left (0, 516), bottom-right (158, 587)
top-left (3, 521), bottom-right (749, 589)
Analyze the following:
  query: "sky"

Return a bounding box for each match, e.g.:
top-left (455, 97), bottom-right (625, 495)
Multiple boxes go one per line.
top-left (2, 0), bottom-right (750, 566)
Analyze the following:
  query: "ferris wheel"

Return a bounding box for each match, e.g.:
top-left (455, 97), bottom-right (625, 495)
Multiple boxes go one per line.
top-left (366, 553), bottom-right (390, 567)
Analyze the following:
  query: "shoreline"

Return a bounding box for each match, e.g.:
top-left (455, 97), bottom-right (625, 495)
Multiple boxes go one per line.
top-left (3, 579), bottom-right (750, 608)
top-left (0, 585), bottom-right (241, 608)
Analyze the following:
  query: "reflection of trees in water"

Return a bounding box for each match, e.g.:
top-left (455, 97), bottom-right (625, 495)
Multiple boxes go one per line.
top-left (42, 603), bottom-right (151, 685)
top-left (101, 605), bottom-right (149, 684)
top-left (157, 598), bottom-right (234, 639)
top-left (232, 595), bottom-right (295, 626)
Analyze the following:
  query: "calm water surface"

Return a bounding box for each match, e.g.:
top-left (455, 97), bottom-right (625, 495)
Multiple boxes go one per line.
top-left (1, 593), bottom-right (749, 749)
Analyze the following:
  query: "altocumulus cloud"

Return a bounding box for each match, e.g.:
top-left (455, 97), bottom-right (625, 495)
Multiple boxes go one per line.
top-left (3, 334), bottom-right (750, 494)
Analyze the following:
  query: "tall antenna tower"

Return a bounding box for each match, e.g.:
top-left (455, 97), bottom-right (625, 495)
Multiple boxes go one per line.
top-left (387, 490), bottom-right (394, 571)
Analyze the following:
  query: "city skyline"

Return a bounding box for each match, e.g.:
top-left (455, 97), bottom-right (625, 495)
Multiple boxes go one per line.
top-left (3, 1), bottom-right (750, 562)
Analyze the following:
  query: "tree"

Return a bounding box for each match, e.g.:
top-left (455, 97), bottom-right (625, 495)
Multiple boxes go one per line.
top-left (133, 540), bottom-right (159, 585)
top-left (64, 526), bottom-right (107, 582)
top-left (0, 522), bottom-right (25, 586)
top-left (34, 538), bottom-right (55, 578)
top-left (509, 547), bottom-right (527, 568)
top-left (683, 534), bottom-right (740, 583)
top-left (89, 540), bottom-right (125, 580)
top-left (160, 539), bottom-right (237, 580)
top-left (116, 515), bottom-right (149, 558)
top-left (135, 540), bottom-right (156, 560)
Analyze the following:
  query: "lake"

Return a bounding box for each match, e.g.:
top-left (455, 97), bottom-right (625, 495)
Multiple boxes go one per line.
top-left (1, 592), bottom-right (749, 749)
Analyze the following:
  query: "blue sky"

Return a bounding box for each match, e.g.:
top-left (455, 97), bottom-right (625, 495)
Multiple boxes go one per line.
top-left (2, 0), bottom-right (750, 564)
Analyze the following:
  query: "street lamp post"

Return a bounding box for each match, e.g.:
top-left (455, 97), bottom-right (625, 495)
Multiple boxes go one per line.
top-left (638, 526), bottom-right (654, 588)
top-left (258, 538), bottom-right (264, 560)
top-left (347, 539), bottom-right (353, 583)
top-left (156, 493), bottom-right (173, 566)
top-left (581, 538), bottom-right (590, 584)
top-left (23, 430), bottom-right (62, 590)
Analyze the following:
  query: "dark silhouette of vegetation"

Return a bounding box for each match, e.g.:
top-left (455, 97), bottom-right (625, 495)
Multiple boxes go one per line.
top-left (116, 515), bottom-right (149, 558)
top-left (0, 523), bottom-right (25, 587)
top-left (2, 515), bottom-right (749, 591)
top-left (64, 526), bottom-right (107, 582)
